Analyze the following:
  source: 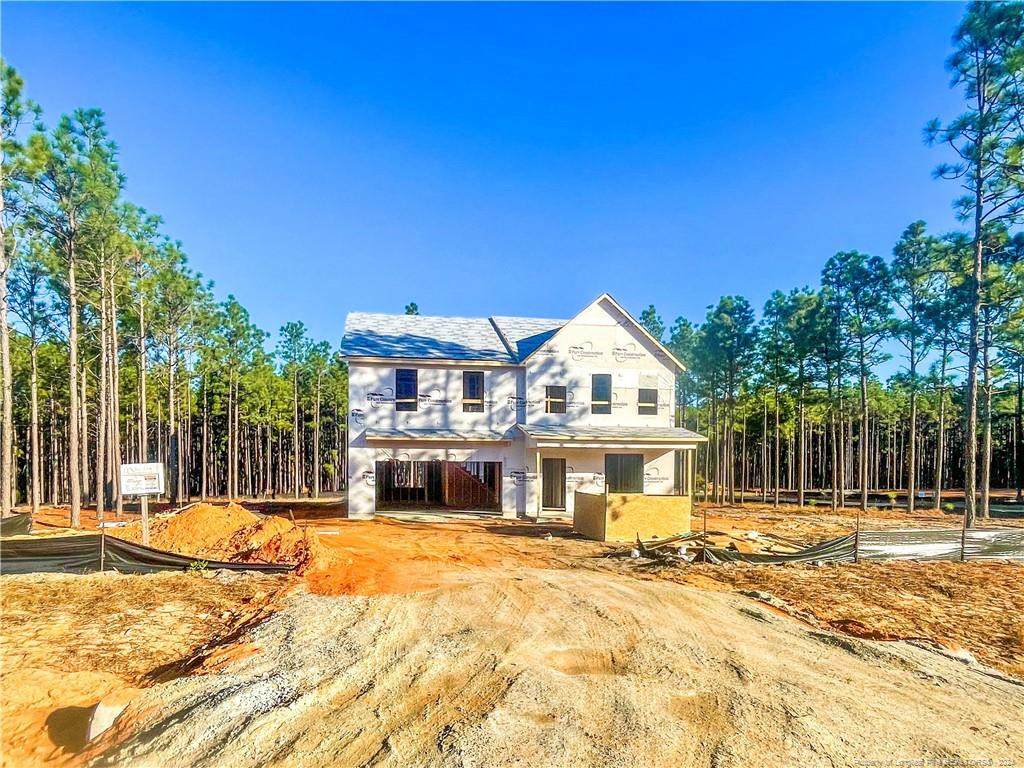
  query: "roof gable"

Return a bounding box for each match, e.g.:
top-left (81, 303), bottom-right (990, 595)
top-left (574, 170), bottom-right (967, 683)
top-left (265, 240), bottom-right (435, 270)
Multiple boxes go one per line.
top-left (520, 293), bottom-right (685, 372)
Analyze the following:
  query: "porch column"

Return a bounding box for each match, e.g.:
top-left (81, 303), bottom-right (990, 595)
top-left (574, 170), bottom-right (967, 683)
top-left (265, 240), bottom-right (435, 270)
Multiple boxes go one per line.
top-left (535, 449), bottom-right (542, 517)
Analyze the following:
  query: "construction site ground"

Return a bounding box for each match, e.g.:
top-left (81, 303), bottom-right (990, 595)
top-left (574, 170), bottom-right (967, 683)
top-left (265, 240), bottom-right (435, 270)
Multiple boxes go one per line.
top-left (2, 497), bottom-right (1022, 767)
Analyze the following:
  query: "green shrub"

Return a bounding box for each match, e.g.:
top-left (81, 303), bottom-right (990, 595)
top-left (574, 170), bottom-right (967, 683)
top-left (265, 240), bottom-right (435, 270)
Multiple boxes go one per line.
top-left (188, 559), bottom-right (209, 573)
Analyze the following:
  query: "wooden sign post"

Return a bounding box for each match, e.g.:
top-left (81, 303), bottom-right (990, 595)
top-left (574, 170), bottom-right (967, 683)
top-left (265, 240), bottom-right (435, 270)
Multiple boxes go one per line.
top-left (119, 463), bottom-right (166, 549)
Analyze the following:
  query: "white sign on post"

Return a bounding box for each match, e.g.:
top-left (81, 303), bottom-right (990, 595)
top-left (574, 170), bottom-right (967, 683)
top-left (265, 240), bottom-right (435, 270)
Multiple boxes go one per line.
top-left (119, 463), bottom-right (165, 496)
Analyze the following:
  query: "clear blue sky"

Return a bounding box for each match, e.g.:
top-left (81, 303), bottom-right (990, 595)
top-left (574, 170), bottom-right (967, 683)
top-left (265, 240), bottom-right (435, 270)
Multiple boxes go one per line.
top-left (4, 1), bottom-right (968, 348)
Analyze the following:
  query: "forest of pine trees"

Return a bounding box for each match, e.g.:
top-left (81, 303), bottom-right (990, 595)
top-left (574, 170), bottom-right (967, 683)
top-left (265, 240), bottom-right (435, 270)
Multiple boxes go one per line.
top-left (1, 3), bottom-right (1023, 529)
top-left (0, 59), bottom-right (348, 526)
top-left (642, 2), bottom-right (1024, 527)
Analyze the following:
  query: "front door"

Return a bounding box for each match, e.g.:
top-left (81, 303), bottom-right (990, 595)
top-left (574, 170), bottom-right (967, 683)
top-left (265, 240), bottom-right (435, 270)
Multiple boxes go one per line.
top-left (542, 458), bottom-right (566, 510)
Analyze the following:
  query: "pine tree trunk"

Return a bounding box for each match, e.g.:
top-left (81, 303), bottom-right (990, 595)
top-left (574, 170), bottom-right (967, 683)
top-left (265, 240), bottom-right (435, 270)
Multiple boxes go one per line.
top-left (797, 375), bottom-right (806, 508)
top-left (0, 247), bottom-right (13, 517)
top-left (96, 262), bottom-right (108, 521)
top-left (829, 386), bottom-right (838, 512)
top-left (761, 397), bottom-right (768, 504)
top-left (201, 375), bottom-right (208, 500)
top-left (168, 337), bottom-right (178, 505)
top-left (314, 372), bottom-right (322, 499)
top-left (1016, 361), bottom-right (1023, 503)
top-left (110, 272), bottom-right (123, 516)
top-left (859, 349), bottom-right (869, 512)
top-left (740, 414), bottom-right (747, 505)
top-left (232, 376), bottom-right (240, 499)
top-left (137, 257), bottom-right (148, 463)
top-left (772, 386), bottom-right (780, 508)
top-left (68, 237), bottom-right (82, 527)
top-left (293, 370), bottom-right (300, 499)
top-left (963, 193), bottom-right (984, 529)
top-left (29, 341), bottom-right (40, 517)
top-left (980, 325), bottom-right (992, 519)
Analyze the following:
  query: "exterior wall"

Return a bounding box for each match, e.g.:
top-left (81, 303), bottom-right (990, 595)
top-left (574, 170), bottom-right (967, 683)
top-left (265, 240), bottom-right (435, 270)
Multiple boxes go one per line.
top-left (526, 445), bottom-right (677, 516)
top-left (524, 298), bottom-right (677, 428)
top-left (572, 491), bottom-right (692, 543)
top-left (347, 361), bottom-right (528, 518)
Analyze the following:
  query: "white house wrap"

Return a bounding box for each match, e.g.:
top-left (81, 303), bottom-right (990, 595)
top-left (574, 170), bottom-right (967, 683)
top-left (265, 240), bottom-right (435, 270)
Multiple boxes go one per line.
top-left (341, 293), bottom-right (706, 520)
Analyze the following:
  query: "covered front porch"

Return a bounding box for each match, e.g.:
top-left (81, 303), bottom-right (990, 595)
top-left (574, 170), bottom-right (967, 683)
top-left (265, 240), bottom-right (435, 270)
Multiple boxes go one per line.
top-left (516, 425), bottom-right (705, 539)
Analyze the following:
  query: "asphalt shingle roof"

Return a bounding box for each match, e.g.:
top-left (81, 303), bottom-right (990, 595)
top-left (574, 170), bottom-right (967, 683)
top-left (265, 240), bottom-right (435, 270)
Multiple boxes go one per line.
top-left (341, 312), bottom-right (512, 362)
top-left (341, 312), bottom-right (567, 363)
top-left (490, 316), bottom-right (566, 360)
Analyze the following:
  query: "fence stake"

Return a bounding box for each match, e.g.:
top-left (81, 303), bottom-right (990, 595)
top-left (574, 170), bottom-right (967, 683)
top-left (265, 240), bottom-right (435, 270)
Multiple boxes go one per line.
top-left (854, 509), bottom-right (860, 564)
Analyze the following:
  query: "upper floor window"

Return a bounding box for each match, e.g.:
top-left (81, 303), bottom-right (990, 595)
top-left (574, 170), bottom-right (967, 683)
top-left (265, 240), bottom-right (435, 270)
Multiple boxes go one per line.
top-left (396, 369), bottom-right (417, 411)
top-left (591, 374), bottom-right (611, 414)
top-left (463, 371), bottom-right (484, 412)
top-left (545, 385), bottom-right (567, 414)
top-left (638, 388), bottom-right (658, 415)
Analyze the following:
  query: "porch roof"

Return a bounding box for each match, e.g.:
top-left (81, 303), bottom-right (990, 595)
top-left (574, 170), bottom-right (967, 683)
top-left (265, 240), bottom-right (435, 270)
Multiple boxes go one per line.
top-left (517, 424), bottom-right (707, 447)
top-left (363, 427), bottom-right (513, 444)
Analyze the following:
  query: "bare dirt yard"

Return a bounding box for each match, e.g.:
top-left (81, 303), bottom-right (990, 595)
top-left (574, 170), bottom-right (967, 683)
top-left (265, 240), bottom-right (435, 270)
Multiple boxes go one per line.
top-left (2, 500), bottom-right (1022, 767)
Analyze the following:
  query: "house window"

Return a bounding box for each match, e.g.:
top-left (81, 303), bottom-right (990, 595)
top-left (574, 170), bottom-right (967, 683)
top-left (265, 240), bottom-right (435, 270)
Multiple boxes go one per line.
top-left (463, 371), bottom-right (484, 412)
top-left (545, 385), bottom-right (567, 414)
top-left (591, 374), bottom-right (611, 414)
top-left (638, 388), bottom-right (658, 415)
top-left (395, 369), bottom-right (417, 411)
top-left (605, 454), bottom-right (644, 493)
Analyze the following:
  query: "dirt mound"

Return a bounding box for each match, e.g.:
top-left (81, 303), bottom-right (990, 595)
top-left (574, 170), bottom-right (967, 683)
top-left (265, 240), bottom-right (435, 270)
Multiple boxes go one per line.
top-left (110, 503), bottom-right (328, 569)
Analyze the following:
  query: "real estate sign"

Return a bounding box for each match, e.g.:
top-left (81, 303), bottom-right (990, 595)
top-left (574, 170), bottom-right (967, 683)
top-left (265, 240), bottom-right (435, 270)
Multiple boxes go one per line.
top-left (119, 463), bottom-right (165, 496)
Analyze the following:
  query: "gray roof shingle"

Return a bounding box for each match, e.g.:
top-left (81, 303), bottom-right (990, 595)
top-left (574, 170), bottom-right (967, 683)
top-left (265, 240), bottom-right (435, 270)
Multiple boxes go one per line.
top-left (341, 312), bottom-right (567, 363)
top-left (490, 316), bottom-right (566, 360)
top-left (341, 312), bottom-right (513, 362)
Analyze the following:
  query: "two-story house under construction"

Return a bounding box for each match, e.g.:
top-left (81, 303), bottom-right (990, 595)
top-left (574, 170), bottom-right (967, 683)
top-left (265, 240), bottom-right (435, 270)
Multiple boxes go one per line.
top-left (341, 293), bottom-right (706, 523)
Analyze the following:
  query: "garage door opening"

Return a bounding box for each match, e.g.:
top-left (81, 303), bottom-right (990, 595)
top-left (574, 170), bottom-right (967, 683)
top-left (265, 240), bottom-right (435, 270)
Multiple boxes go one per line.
top-left (375, 459), bottom-right (502, 511)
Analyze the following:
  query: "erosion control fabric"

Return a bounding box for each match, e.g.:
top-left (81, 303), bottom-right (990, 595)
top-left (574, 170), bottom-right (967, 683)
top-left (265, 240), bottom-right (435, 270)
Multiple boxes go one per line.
top-left (0, 514), bottom-right (32, 537)
top-left (696, 528), bottom-right (1024, 565)
top-left (0, 534), bottom-right (297, 575)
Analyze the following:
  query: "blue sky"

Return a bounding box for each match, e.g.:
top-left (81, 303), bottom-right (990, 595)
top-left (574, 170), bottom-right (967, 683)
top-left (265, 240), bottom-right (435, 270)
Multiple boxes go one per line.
top-left (4, 1), bottom-right (968, 348)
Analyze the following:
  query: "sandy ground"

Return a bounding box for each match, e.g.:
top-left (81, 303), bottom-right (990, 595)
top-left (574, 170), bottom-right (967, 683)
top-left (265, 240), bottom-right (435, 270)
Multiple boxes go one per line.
top-left (86, 569), bottom-right (1024, 768)
top-left (3, 500), bottom-right (1023, 767)
top-left (0, 570), bottom-right (290, 767)
top-left (624, 560), bottom-right (1024, 677)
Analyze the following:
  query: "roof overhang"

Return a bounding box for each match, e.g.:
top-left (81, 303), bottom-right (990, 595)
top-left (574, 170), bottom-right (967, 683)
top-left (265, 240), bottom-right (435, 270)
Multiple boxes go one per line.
top-left (517, 424), bottom-right (707, 449)
top-left (344, 355), bottom-right (516, 368)
top-left (363, 428), bottom-right (513, 445)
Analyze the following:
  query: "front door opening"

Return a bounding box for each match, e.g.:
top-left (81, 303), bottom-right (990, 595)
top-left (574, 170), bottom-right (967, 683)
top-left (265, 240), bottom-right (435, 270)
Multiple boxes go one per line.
top-left (375, 459), bottom-right (502, 511)
top-left (542, 458), bottom-right (567, 510)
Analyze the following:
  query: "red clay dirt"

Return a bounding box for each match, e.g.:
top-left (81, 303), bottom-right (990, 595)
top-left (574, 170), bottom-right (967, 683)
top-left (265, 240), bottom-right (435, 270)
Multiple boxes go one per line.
top-left (106, 502), bottom-right (328, 570)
